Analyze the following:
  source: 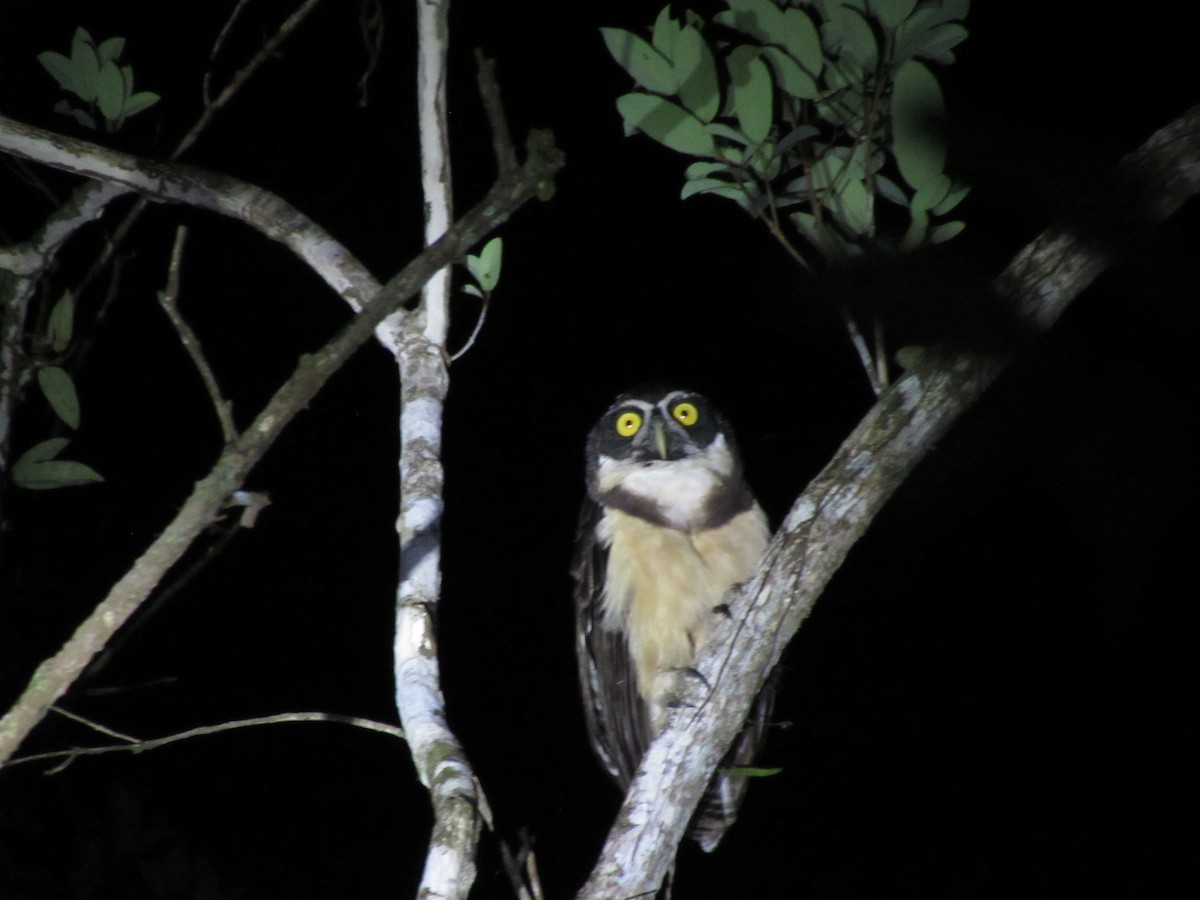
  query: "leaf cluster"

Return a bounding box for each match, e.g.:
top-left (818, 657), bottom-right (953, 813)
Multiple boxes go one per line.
top-left (603, 0), bottom-right (970, 261)
top-left (460, 237), bottom-right (503, 300)
top-left (12, 292), bottom-right (104, 490)
top-left (38, 27), bottom-right (160, 132)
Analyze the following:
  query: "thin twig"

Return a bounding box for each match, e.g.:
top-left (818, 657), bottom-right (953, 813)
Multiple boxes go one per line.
top-left (208, 0), bottom-right (253, 82)
top-left (74, 0), bottom-right (326, 302)
top-left (50, 706), bottom-right (139, 743)
top-left (448, 293), bottom-right (490, 362)
top-left (356, 0), bottom-right (385, 107)
top-left (184, 0), bottom-right (326, 160)
top-left (5, 712), bottom-right (406, 772)
top-left (475, 49), bottom-right (518, 175)
top-left (156, 226), bottom-right (238, 444)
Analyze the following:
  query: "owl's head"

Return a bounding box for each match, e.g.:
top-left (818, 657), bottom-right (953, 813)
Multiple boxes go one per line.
top-left (585, 387), bottom-right (750, 530)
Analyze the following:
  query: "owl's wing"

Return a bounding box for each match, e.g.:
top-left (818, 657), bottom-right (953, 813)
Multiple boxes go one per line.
top-left (571, 497), bottom-right (653, 789)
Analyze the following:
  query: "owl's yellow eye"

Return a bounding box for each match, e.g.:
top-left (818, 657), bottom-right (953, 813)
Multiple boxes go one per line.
top-left (615, 411), bottom-right (642, 437)
top-left (672, 402), bottom-right (699, 426)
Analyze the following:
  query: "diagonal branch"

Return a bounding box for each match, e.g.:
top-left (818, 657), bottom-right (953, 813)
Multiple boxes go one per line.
top-left (579, 103), bottom-right (1200, 898)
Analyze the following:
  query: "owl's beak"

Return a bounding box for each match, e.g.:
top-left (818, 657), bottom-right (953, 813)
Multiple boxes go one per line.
top-left (652, 419), bottom-right (669, 460)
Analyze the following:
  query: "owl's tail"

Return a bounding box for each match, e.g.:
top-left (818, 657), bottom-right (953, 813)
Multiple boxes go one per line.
top-left (688, 667), bottom-right (779, 852)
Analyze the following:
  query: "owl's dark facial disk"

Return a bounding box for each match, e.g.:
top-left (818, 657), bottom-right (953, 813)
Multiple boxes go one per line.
top-left (589, 389), bottom-right (724, 464)
top-left (586, 389), bottom-right (748, 531)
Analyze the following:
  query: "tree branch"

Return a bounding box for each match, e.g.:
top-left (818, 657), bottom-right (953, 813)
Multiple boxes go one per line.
top-left (155, 226), bottom-right (238, 444)
top-left (392, 3), bottom-right (487, 899)
top-left (579, 103), bottom-right (1200, 898)
top-left (5, 710), bottom-right (405, 773)
top-left (0, 114), bottom-right (384, 320)
top-left (0, 123), bottom-right (564, 766)
top-left (0, 180), bottom-right (126, 483)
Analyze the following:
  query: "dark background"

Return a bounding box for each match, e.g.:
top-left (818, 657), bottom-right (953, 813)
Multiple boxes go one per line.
top-left (1, 2), bottom-right (1196, 897)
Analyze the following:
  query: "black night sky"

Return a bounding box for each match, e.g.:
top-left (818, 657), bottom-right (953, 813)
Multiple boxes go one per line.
top-left (1, 2), bottom-right (1197, 898)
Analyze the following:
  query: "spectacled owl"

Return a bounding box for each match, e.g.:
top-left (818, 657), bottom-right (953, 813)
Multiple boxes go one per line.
top-left (572, 387), bottom-right (773, 851)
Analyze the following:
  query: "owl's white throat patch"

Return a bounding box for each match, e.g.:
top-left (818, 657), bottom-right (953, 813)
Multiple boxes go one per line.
top-left (597, 434), bottom-right (734, 530)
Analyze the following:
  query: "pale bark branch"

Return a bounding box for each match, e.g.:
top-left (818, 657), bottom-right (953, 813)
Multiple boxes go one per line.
top-left (0, 119), bottom-right (564, 766)
top-left (393, 4), bottom-right (489, 898)
top-left (0, 114), bottom-right (384, 318)
top-left (580, 103), bottom-right (1200, 898)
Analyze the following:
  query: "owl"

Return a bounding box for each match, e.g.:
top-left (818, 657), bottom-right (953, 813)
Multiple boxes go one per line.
top-left (572, 386), bottom-right (773, 851)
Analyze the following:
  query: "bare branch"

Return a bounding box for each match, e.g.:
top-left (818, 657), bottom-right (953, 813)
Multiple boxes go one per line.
top-left (156, 226), bottom-right (238, 444)
top-left (392, 4), bottom-right (487, 899)
top-left (579, 103), bottom-right (1200, 899)
top-left (5, 711), bottom-right (405, 773)
top-left (0, 122), bottom-right (564, 766)
top-left (186, 0), bottom-right (326, 159)
top-left (0, 113), bottom-right (383, 319)
top-left (475, 50), bottom-right (518, 176)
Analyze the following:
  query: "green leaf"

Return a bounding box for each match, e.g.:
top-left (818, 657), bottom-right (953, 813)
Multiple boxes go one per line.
top-left (910, 172), bottom-right (950, 212)
top-left (123, 91), bottom-right (160, 118)
top-left (96, 60), bottom-right (126, 121)
top-left (779, 7), bottom-right (823, 78)
top-left (37, 365), bottom-right (80, 429)
top-left (16, 437), bottom-right (71, 464)
top-left (55, 103), bottom-right (96, 130)
top-left (37, 51), bottom-right (75, 90)
top-left (931, 180), bottom-right (970, 215)
top-left (69, 28), bottom-right (101, 103)
top-left (706, 122), bottom-right (752, 146)
top-left (684, 160), bottom-right (728, 179)
top-left (762, 46), bottom-right (818, 99)
top-left (895, 7), bottom-right (970, 62)
top-left (828, 5), bottom-right (878, 69)
top-left (673, 26), bottom-right (720, 123)
top-left (651, 6), bottom-right (682, 59)
top-left (47, 290), bottom-right (75, 353)
top-left (833, 176), bottom-right (873, 236)
top-left (467, 237), bottom-right (503, 292)
top-left (11, 437), bottom-right (104, 489)
top-left (874, 174), bottom-right (909, 206)
top-left (461, 284), bottom-right (483, 299)
top-left (868, 0), bottom-right (919, 30)
top-left (773, 124), bottom-right (819, 159)
top-left (913, 23), bottom-right (969, 63)
top-left (891, 59), bottom-right (946, 189)
top-left (681, 177), bottom-right (736, 200)
top-left (716, 0), bottom-right (784, 45)
top-left (930, 219), bottom-right (966, 243)
top-left (96, 36), bottom-right (125, 64)
top-left (693, 183), bottom-right (758, 210)
top-left (601, 28), bottom-right (676, 94)
top-left (721, 766), bottom-right (784, 778)
top-left (726, 46), bottom-right (773, 145)
top-left (13, 458), bottom-right (105, 490)
top-left (616, 93), bottom-right (716, 157)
